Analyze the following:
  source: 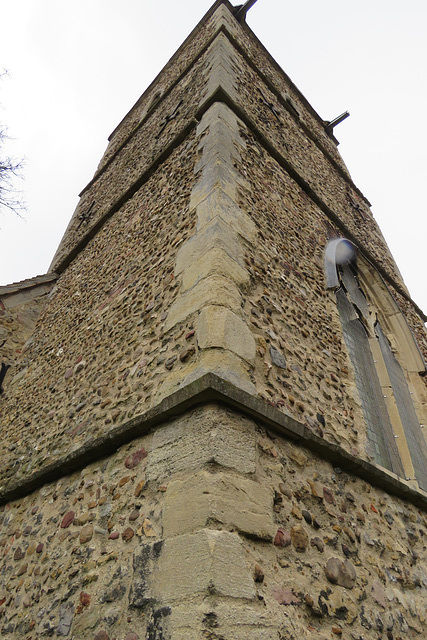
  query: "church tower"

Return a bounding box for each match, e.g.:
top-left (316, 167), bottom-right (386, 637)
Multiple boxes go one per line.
top-left (1, 2), bottom-right (426, 638)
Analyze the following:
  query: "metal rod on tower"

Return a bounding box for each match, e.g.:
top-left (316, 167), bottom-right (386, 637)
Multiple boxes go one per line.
top-left (325, 111), bottom-right (350, 135)
top-left (234, 0), bottom-right (260, 23)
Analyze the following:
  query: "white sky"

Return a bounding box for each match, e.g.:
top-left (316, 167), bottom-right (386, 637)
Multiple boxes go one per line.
top-left (0, 0), bottom-right (426, 317)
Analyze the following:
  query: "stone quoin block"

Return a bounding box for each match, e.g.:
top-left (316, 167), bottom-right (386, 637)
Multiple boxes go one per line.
top-left (162, 469), bottom-right (274, 539)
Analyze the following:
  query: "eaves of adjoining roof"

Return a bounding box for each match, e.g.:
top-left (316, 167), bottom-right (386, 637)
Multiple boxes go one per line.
top-left (0, 273), bottom-right (58, 297)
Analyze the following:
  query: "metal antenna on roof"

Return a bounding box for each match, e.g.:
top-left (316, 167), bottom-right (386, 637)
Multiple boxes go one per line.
top-left (234, 0), bottom-right (260, 23)
top-left (325, 111), bottom-right (350, 136)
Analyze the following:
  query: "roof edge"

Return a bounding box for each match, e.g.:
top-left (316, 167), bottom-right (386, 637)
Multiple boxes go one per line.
top-left (0, 272), bottom-right (58, 297)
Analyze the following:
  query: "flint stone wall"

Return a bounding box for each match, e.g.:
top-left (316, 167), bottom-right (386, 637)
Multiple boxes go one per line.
top-left (1, 3), bottom-right (426, 638)
top-left (0, 133), bottom-right (199, 489)
top-left (0, 405), bottom-right (425, 639)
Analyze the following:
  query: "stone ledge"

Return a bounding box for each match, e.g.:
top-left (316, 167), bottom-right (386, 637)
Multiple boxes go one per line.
top-left (1, 371), bottom-right (426, 510)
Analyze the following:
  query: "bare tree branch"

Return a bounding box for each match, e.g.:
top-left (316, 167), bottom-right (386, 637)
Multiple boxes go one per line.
top-left (0, 71), bottom-right (26, 215)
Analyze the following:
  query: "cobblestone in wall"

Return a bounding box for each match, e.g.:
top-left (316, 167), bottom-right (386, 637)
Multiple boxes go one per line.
top-left (0, 430), bottom-right (162, 639)
top-left (228, 14), bottom-right (353, 177)
top-left (246, 425), bottom-right (427, 640)
top-left (0, 295), bottom-right (49, 371)
top-left (1, 406), bottom-right (425, 640)
top-left (51, 44), bottom-right (211, 270)
top-left (96, 2), bottom-right (226, 170)
top-left (236, 127), bottom-right (368, 456)
top-left (0, 133), bottom-right (200, 491)
top-left (230, 49), bottom-right (403, 290)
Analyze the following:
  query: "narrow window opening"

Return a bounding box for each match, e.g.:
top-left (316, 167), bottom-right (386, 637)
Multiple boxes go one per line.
top-left (325, 238), bottom-right (426, 487)
top-left (335, 281), bottom-right (403, 473)
top-left (375, 321), bottom-right (427, 491)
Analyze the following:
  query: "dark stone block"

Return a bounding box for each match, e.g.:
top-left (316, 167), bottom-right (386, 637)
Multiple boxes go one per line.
top-left (270, 346), bottom-right (287, 369)
top-left (129, 541), bottom-right (163, 609)
top-left (57, 601), bottom-right (74, 636)
top-left (147, 607), bottom-right (171, 640)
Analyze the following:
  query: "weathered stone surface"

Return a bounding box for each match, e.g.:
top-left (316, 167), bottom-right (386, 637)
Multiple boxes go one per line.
top-left (287, 448), bottom-right (308, 467)
top-left (254, 564), bottom-right (264, 582)
top-left (134, 478), bottom-right (146, 497)
top-left (61, 511), bottom-right (75, 528)
top-left (142, 518), bottom-right (155, 537)
top-left (129, 541), bottom-right (163, 609)
top-left (291, 525), bottom-right (309, 551)
top-left (168, 600), bottom-right (278, 640)
top-left (124, 448), bottom-right (147, 469)
top-left (310, 536), bottom-right (324, 553)
top-left (147, 407), bottom-right (257, 481)
top-left (343, 526), bottom-right (355, 543)
top-left (372, 578), bottom-right (387, 608)
top-left (279, 482), bottom-right (293, 499)
top-left (165, 275), bottom-right (242, 330)
top-left (13, 547), bottom-right (25, 561)
top-left (199, 34), bottom-right (240, 105)
top-left (163, 470), bottom-right (274, 539)
top-left (156, 530), bottom-right (256, 601)
top-left (181, 248), bottom-right (250, 292)
top-left (157, 347), bottom-right (256, 402)
top-left (175, 217), bottom-right (244, 277)
top-left (274, 528), bottom-right (291, 547)
top-left (108, 531), bottom-right (119, 540)
top-left (302, 509), bottom-right (312, 524)
top-left (273, 587), bottom-right (301, 605)
top-left (323, 487), bottom-right (336, 505)
top-left (79, 524), bottom-right (94, 544)
top-left (179, 346), bottom-right (196, 362)
top-left (194, 188), bottom-right (257, 242)
top-left (57, 601), bottom-right (74, 636)
top-left (79, 592), bottom-right (91, 607)
top-left (72, 606), bottom-right (100, 637)
top-left (16, 563), bottom-right (27, 576)
top-left (197, 305), bottom-right (256, 362)
top-left (190, 154), bottom-right (243, 207)
top-left (270, 346), bottom-right (287, 369)
top-left (122, 527), bottom-right (135, 542)
top-left (327, 591), bottom-right (358, 624)
top-left (325, 557), bottom-right (357, 589)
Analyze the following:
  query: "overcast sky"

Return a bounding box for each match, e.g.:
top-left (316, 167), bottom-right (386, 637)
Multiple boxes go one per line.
top-left (1, 0), bottom-right (426, 317)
